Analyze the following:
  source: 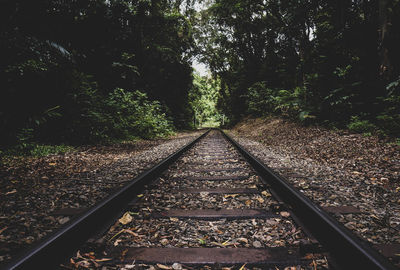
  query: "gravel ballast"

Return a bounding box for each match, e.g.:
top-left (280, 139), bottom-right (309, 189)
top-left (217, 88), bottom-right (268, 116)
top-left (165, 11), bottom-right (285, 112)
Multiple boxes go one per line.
top-left (68, 130), bottom-right (328, 270)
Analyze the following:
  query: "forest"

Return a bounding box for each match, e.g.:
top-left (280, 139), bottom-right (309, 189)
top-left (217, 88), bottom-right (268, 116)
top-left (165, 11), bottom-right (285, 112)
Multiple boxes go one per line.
top-left (1, 0), bottom-right (400, 155)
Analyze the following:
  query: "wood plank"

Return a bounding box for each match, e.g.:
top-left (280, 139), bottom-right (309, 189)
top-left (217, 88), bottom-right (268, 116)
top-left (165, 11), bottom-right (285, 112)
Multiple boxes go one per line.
top-left (187, 175), bottom-right (249, 181)
top-left (186, 160), bottom-right (242, 166)
top-left (179, 188), bottom-right (260, 194)
top-left (152, 209), bottom-right (278, 220)
top-left (374, 244), bottom-right (400, 258)
top-left (323, 206), bottom-right (362, 214)
top-left (191, 167), bottom-right (246, 173)
top-left (50, 208), bottom-right (87, 216)
top-left (122, 247), bottom-right (303, 265)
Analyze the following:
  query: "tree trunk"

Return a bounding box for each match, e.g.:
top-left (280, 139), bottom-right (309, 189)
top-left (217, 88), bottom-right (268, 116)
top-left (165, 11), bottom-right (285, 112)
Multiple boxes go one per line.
top-left (378, 0), bottom-right (392, 80)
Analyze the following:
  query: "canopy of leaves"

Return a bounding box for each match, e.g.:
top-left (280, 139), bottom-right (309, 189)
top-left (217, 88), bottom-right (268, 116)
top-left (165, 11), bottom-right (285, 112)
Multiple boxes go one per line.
top-left (0, 0), bottom-right (197, 149)
top-left (195, 0), bottom-right (400, 136)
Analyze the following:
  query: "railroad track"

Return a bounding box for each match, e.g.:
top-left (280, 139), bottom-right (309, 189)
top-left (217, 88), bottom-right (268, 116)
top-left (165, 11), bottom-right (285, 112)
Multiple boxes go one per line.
top-left (4, 130), bottom-right (398, 269)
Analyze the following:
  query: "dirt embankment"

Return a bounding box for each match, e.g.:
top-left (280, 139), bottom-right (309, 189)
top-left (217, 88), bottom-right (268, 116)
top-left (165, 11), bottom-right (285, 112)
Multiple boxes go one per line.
top-left (231, 117), bottom-right (400, 183)
top-left (229, 116), bottom-right (400, 246)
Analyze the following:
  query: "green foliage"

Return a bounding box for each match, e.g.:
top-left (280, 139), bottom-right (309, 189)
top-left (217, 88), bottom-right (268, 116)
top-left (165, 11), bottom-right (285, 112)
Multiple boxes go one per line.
top-left (189, 73), bottom-right (220, 127)
top-left (370, 77), bottom-right (400, 136)
top-left (347, 116), bottom-right (377, 133)
top-left (3, 126), bottom-right (74, 157)
top-left (246, 82), bottom-right (314, 122)
top-left (246, 82), bottom-right (275, 116)
top-left (1, 143), bottom-right (73, 158)
top-left (62, 83), bottom-right (174, 143)
top-left (195, 0), bottom-right (400, 137)
top-left (101, 88), bottom-right (174, 140)
top-left (0, 0), bottom-right (196, 151)
top-left (28, 144), bottom-right (74, 157)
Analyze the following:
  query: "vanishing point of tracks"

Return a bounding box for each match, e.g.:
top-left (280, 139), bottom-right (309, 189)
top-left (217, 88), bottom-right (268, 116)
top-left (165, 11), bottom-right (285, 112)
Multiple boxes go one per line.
top-left (4, 130), bottom-right (398, 269)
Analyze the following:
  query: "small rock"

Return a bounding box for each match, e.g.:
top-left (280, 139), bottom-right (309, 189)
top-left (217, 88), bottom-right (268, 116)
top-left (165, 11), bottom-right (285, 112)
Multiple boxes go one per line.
top-left (253, 240), bottom-right (262, 248)
top-left (172, 263), bottom-right (182, 270)
top-left (58, 217), bottom-right (70, 225)
top-left (160, 238), bottom-right (169, 245)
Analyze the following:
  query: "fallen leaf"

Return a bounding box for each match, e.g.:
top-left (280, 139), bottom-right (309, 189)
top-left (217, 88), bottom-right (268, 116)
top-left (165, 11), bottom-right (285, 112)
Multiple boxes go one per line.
top-left (239, 264), bottom-right (247, 270)
top-left (261, 191), bottom-right (271, 197)
top-left (0, 227), bottom-right (8, 234)
top-left (224, 194), bottom-right (239, 198)
top-left (211, 241), bottom-right (225, 247)
top-left (124, 229), bottom-right (139, 237)
top-left (49, 162), bottom-right (57, 166)
top-left (169, 217), bottom-right (179, 222)
top-left (303, 253), bottom-right (314, 259)
top-left (114, 239), bottom-right (122, 246)
top-left (137, 194), bottom-right (144, 198)
top-left (257, 197), bottom-right (264, 203)
top-left (245, 200), bottom-right (251, 206)
top-left (280, 211), bottom-right (290, 217)
top-left (198, 238), bottom-right (206, 245)
top-left (5, 189), bottom-right (17, 195)
top-left (236, 237), bottom-right (248, 244)
top-left (157, 263), bottom-right (172, 269)
top-left (109, 229), bottom-right (125, 242)
top-left (222, 240), bottom-right (230, 246)
top-left (76, 250), bottom-right (84, 259)
top-left (95, 258), bottom-right (112, 262)
top-left (119, 212), bottom-right (132, 225)
top-left (84, 252), bottom-right (95, 259)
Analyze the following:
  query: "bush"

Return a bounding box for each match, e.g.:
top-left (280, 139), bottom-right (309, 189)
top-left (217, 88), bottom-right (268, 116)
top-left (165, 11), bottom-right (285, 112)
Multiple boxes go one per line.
top-left (1, 74), bottom-right (175, 152)
top-left (246, 82), bottom-right (313, 121)
top-left (28, 144), bottom-right (74, 157)
top-left (375, 80), bottom-right (400, 136)
top-left (347, 116), bottom-right (377, 133)
top-left (246, 82), bottom-right (275, 116)
top-left (100, 88), bottom-right (174, 140)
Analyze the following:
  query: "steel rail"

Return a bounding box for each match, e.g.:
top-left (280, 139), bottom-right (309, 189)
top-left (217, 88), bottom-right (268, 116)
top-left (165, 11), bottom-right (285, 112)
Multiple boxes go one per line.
top-left (3, 130), bottom-right (210, 270)
top-left (221, 130), bottom-right (397, 270)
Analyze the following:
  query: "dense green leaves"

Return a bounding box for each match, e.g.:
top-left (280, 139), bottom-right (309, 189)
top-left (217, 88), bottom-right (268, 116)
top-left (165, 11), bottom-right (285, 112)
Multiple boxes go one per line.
top-left (189, 73), bottom-right (220, 127)
top-left (0, 0), bottom-right (195, 151)
top-left (195, 0), bottom-right (400, 136)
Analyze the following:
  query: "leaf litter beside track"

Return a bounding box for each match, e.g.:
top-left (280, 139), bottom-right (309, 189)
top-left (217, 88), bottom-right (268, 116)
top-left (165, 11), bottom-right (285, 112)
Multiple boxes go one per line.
top-left (0, 131), bottom-right (203, 265)
top-left (229, 117), bottom-right (400, 261)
